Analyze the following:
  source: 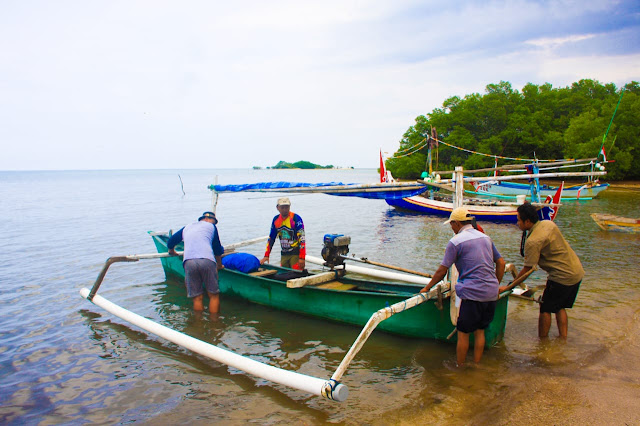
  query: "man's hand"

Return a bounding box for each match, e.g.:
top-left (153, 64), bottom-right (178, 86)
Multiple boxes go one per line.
top-left (297, 259), bottom-right (306, 270)
top-left (168, 248), bottom-right (177, 256)
top-left (421, 265), bottom-right (448, 293)
top-left (260, 256), bottom-right (269, 265)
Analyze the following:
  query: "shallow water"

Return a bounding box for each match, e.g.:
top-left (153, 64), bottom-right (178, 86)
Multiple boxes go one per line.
top-left (0, 169), bottom-right (639, 424)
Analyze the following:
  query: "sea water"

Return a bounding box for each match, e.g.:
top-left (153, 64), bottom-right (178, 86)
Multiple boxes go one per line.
top-left (0, 169), bottom-right (639, 424)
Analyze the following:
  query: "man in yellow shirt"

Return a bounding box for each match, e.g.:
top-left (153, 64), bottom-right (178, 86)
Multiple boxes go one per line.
top-left (511, 203), bottom-right (584, 338)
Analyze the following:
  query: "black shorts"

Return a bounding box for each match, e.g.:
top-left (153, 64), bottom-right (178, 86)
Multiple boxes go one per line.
top-left (540, 279), bottom-right (581, 313)
top-left (184, 259), bottom-right (219, 298)
top-left (456, 299), bottom-right (497, 334)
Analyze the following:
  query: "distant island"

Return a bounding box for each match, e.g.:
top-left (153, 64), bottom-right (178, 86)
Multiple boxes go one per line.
top-left (268, 161), bottom-right (334, 169)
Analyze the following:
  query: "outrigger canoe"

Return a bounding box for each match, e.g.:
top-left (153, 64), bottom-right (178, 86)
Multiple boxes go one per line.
top-left (591, 213), bottom-right (640, 233)
top-left (386, 194), bottom-right (524, 223)
top-left (150, 232), bottom-right (509, 346)
top-left (471, 180), bottom-right (609, 200)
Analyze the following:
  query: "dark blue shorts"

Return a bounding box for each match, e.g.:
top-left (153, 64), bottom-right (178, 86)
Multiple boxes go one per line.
top-left (183, 259), bottom-right (219, 298)
top-left (456, 299), bottom-right (497, 334)
top-left (540, 279), bottom-right (581, 313)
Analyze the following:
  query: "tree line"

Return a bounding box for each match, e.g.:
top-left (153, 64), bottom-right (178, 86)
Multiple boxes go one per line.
top-left (386, 80), bottom-right (640, 180)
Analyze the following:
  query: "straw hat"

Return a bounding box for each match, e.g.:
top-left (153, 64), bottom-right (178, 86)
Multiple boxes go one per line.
top-left (443, 207), bottom-right (473, 224)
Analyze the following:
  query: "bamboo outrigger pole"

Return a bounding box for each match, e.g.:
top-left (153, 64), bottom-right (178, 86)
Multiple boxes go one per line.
top-left (86, 236), bottom-right (269, 301)
top-left (329, 284), bottom-right (448, 384)
top-left (432, 158), bottom-right (598, 175)
top-left (435, 170), bottom-right (606, 184)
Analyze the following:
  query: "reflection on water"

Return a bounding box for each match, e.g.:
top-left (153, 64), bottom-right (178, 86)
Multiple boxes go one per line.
top-left (1, 170), bottom-right (639, 423)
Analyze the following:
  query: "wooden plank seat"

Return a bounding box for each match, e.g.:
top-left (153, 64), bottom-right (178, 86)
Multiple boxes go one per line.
top-left (316, 281), bottom-right (358, 291)
top-left (249, 269), bottom-right (278, 277)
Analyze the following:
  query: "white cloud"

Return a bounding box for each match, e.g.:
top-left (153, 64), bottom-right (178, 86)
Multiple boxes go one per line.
top-left (526, 34), bottom-right (597, 47)
top-left (0, 0), bottom-right (638, 170)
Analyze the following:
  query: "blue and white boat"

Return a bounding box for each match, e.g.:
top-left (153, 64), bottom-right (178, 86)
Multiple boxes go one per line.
top-left (470, 179), bottom-right (609, 200)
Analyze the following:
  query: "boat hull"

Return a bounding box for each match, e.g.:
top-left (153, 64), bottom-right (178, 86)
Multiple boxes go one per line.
top-left (591, 213), bottom-right (640, 233)
top-left (150, 233), bottom-right (509, 346)
top-left (386, 196), bottom-right (520, 222)
top-left (475, 181), bottom-right (609, 200)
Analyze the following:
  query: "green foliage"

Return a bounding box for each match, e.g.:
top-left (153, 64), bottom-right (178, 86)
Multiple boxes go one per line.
top-left (386, 79), bottom-right (640, 180)
top-left (293, 161), bottom-right (318, 169)
top-left (272, 161), bottom-right (295, 169)
top-left (272, 160), bottom-right (333, 169)
top-left (386, 152), bottom-right (427, 179)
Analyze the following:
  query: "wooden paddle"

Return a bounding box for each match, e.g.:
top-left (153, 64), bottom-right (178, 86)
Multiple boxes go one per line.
top-left (500, 265), bottom-right (537, 293)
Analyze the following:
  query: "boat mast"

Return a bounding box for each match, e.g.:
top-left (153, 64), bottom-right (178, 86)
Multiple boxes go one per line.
top-left (529, 162), bottom-right (542, 203)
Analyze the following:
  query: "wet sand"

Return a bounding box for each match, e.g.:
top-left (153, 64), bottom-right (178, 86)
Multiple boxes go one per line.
top-left (486, 309), bottom-right (640, 425)
top-left (391, 306), bottom-right (640, 426)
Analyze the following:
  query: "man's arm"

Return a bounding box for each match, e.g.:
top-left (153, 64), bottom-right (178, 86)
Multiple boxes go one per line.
top-left (260, 218), bottom-right (278, 265)
top-left (499, 265), bottom-right (532, 293)
top-left (167, 227), bottom-right (184, 256)
top-left (495, 257), bottom-right (506, 284)
top-left (422, 243), bottom-right (456, 293)
top-left (420, 265), bottom-right (448, 294)
top-left (515, 265), bottom-right (533, 281)
top-left (211, 226), bottom-right (224, 256)
top-left (210, 226), bottom-right (224, 270)
top-left (295, 215), bottom-right (306, 270)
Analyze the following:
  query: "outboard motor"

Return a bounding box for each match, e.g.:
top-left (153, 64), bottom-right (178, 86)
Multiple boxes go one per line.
top-left (321, 234), bottom-right (351, 268)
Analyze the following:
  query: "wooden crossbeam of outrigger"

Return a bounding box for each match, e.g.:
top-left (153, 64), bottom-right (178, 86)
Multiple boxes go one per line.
top-left (433, 170), bottom-right (606, 184)
top-left (431, 158), bottom-right (598, 175)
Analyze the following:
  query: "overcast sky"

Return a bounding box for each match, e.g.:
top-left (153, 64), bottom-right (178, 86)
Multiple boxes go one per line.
top-left (1, 0), bottom-right (638, 170)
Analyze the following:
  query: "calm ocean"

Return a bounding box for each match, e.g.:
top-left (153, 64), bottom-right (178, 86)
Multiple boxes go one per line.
top-left (1, 169), bottom-right (639, 424)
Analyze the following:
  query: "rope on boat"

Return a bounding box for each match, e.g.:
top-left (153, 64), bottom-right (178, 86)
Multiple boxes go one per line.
top-left (393, 135), bottom-right (570, 163)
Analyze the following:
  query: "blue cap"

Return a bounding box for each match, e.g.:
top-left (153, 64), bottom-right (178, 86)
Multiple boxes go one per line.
top-left (198, 211), bottom-right (218, 224)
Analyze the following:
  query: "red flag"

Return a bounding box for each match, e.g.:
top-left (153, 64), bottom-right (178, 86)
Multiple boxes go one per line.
top-left (379, 150), bottom-right (386, 183)
top-left (543, 181), bottom-right (564, 221)
top-left (599, 146), bottom-right (607, 162)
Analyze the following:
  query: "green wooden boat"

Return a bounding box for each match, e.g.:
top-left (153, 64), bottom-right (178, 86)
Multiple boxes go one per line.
top-left (150, 232), bottom-right (509, 346)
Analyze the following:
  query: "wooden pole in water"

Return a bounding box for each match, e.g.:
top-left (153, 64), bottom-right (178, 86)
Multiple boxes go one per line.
top-left (211, 175), bottom-right (219, 213)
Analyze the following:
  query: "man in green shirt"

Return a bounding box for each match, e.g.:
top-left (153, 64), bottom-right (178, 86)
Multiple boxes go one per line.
top-left (512, 203), bottom-right (584, 338)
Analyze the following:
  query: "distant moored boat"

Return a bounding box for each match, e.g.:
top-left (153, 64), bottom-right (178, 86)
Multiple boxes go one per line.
top-left (590, 213), bottom-right (640, 233)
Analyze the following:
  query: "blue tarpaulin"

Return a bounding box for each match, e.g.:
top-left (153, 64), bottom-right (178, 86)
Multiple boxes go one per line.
top-left (209, 181), bottom-right (427, 200)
